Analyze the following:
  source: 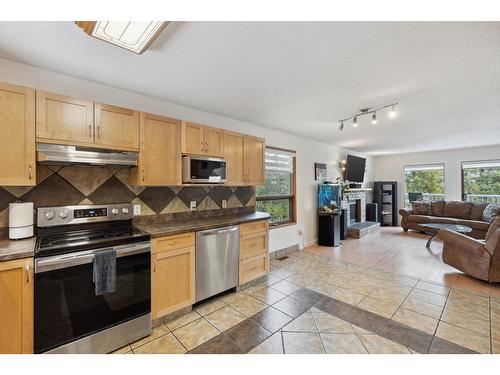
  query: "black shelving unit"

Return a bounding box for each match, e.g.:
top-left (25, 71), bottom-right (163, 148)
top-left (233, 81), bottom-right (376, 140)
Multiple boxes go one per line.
top-left (373, 181), bottom-right (398, 226)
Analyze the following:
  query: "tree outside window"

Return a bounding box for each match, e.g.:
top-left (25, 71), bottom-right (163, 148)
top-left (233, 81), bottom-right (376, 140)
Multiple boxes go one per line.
top-left (462, 161), bottom-right (500, 203)
top-left (404, 164), bottom-right (445, 207)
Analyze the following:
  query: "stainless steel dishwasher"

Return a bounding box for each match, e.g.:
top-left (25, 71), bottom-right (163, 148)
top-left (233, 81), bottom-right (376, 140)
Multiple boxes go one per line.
top-left (195, 225), bottom-right (239, 303)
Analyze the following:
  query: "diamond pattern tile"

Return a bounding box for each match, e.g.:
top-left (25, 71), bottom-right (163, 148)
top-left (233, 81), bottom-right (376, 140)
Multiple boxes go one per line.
top-left (58, 165), bottom-right (112, 195)
top-left (234, 187), bottom-right (254, 206)
top-left (20, 173), bottom-right (85, 207)
top-left (177, 187), bottom-right (207, 207)
top-left (209, 186), bottom-right (233, 207)
top-left (138, 187), bottom-right (176, 213)
top-left (87, 176), bottom-right (136, 205)
top-left (0, 188), bottom-right (17, 211)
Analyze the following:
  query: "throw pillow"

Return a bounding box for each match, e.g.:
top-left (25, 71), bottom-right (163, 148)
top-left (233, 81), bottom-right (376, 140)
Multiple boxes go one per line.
top-left (412, 201), bottom-right (432, 215)
top-left (482, 203), bottom-right (500, 223)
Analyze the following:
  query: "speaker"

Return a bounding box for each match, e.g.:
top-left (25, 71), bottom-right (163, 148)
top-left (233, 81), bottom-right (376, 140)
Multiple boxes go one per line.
top-left (366, 203), bottom-right (378, 222)
top-left (340, 208), bottom-right (348, 240)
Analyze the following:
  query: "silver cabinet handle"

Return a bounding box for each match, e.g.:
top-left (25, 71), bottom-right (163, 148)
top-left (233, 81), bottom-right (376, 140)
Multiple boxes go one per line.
top-left (198, 226), bottom-right (239, 236)
top-left (142, 169), bottom-right (145, 182)
top-left (25, 264), bottom-right (30, 283)
top-left (201, 141), bottom-right (204, 152)
top-left (97, 125), bottom-right (101, 139)
top-left (28, 164), bottom-right (32, 180)
top-left (88, 124), bottom-right (92, 138)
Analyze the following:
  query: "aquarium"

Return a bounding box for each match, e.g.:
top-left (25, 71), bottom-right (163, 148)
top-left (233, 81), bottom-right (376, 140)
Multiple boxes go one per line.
top-left (318, 184), bottom-right (341, 214)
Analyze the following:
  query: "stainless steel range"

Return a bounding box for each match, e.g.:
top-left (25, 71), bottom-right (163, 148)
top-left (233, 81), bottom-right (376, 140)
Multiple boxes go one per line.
top-left (34, 204), bottom-right (151, 354)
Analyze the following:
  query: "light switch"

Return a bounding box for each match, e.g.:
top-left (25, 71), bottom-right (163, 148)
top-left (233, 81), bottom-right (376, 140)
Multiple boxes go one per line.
top-left (133, 205), bottom-right (141, 215)
top-left (190, 201), bottom-right (197, 211)
top-left (221, 199), bottom-right (227, 208)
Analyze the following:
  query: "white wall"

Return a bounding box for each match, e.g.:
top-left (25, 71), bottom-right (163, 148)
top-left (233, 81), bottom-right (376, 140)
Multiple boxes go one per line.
top-left (0, 58), bottom-right (373, 252)
top-left (373, 145), bottom-right (500, 211)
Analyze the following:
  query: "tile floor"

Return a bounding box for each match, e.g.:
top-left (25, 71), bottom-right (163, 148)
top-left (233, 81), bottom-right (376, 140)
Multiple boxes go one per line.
top-left (114, 248), bottom-right (500, 354)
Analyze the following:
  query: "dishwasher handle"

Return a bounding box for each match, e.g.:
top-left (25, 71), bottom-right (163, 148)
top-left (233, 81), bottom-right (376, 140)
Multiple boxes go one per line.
top-left (197, 226), bottom-right (239, 236)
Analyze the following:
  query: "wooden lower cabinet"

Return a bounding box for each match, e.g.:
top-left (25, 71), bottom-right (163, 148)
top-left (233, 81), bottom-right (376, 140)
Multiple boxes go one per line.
top-left (239, 220), bottom-right (269, 285)
top-left (151, 233), bottom-right (195, 319)
top-left (0, 258), bottom-right (34, 354)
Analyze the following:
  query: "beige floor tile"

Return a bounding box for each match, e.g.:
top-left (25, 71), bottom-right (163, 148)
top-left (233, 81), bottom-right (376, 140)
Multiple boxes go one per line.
top-left (194, 298), bottom-right (227, 316)
top-left (492, 320), bottom-right (500, 340)
top-left (130, 324), bottom-right (170, 349)
top-left (165, 310), bottom-right (201, 331)
top-left (449, 288), bottom-right (490, 308)
top-left (307, 280), bottom-right (337, 295)
top-left (133, 333), bottom-right (187, 354)
top-left (344, 279), bottom-right (381, 295)
top-left (359, 334), bottom-right (411, 354)
top-left (252, 286), bottom-right (287, 304)
top-left (445, 299), bottom-right (490, 321)
top-left (441, 308), bottom-right (490, 336)
top-left (328, 287), bottom-right (366, 305)
top-left (492, 338), bottom-right (500, 354)
top-left (377, 281), bottom-right (413, 296)
top-left (227, 294), bottom-right (268, 317)
top-left (358, 297), bottom-right (399, 319)
top-left (219, 291), bottom-right (247, 305)
top-left (320, 333), bottom-right (368, 354)
top-left (270, 280), bottom-right (302, 295)
top-left (249, 332), bottom-right (284, 354)
top-left (286, 273), bottom-right (314, 287)
top-left (352, 325), bottom-right (374, 335)
top-left (415, 280), bottom-right (450, 296)
top-left (492, 297), bottom-right (500, 311)
top-left (269, 268), bottom-right (295, 279)
top-left (368, 287), bottom-right (408, 306)
top-left (312, 312), bottom-right (354, 333)
top-left (435, 321), bottom-right (490, 354)
top-left (241, 282), bottom-right (267, 295)
top-left (392, 308), bottom-right (439, 335)
top-left (401, 297), bottom-right (444, 320)
top-left (205, 305), bottom-right (246, 332)
top-left (283, 312), bottom-right (317, 332)
top-left (282, 332), bottom-right (325, 354)
top-left (111, 345), bottom-right (132, 354)
top-left (262, 274), bottom-right (281, 286)
top-left (385, 274), bottom-right (418, 287)
top-left (172, 318), bottom-right (220, 351)
top-left (408, 288), bottom-right (447, 307)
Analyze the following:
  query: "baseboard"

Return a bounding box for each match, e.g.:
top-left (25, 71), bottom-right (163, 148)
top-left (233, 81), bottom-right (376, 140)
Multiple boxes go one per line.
top-left (304, 239), bottom-right (318, 247)
top-left (269, 243), bottom-right (300, 259)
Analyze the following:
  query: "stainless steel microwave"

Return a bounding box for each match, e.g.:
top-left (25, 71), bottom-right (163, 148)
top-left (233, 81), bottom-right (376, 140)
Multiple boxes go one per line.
top-left (182, 155), bottom-right (227, 184)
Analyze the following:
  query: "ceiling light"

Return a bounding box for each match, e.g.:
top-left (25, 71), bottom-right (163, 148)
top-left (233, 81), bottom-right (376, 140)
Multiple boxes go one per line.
top-left (389, 105), bottom-right (397, 118)
top-left (338, 102), bottom-right (398, 131)
top-left (75, 21), bottom-right (168, 54)
top-left (352, 117), bottom-right (358, 127)
top-left (371, 112), bottom-right (377, 125)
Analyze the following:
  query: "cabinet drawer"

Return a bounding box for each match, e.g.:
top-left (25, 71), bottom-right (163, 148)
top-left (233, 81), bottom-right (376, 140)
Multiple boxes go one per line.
top-left (239, 220), bottom-right (268, 237)
top-left (239, 253), bottom-right (268, 285)
top-left (240, 232), bottom-right (267, 260)
top-left (151, 232), bottom-right (195, 254)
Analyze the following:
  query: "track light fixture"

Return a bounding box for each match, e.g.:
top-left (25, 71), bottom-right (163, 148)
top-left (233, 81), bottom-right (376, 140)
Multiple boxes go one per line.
top-left (338, 102), bottom-right (398, 131)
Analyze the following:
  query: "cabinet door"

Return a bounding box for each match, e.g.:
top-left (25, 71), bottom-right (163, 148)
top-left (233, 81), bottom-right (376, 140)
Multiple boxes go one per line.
top-left (181, 121), bottom-right (204, 155)
top-left (36, 91), bottom-right (94, 146)
top-left (0, 258), bottom-right (34, 354)
top-left (0, 82), bottom-right (36, 186)
top-left (151, 246), bottom-right (195, 319)
top-left (94, 103), bottom-right (139, 151)
top-left (243, 136), bottom-right (265, 185)
top-left (132, 113), bottom-right (182, 186)
top-left (224, 131), bottom-right (245, 185)
top-left (204, 126), bottom-right (224, 157)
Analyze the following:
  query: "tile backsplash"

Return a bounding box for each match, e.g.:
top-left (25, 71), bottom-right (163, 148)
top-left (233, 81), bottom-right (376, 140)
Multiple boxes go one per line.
top-left (0, 165), bottom-right (256, 230)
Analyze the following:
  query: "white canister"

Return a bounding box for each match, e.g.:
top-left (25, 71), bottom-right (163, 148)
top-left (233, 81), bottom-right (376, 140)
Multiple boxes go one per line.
top-left (9, 202), bottom-right (34, 239)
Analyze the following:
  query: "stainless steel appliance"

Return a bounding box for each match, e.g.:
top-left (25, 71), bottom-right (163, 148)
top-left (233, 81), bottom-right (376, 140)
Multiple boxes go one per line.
top-left (182, 155), bottom-right (227, 184)
top-left (37, 143), bottom-right (138, 166)
top-left (34, 204), bottom-right (151, 354)
top-left (195, 226), bottom-right (239, 302)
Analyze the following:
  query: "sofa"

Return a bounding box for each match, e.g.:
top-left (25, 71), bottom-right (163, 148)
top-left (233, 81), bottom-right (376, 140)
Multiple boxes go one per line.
top-left (399, 200), bottom-right (491, 239)
top-left (438, 216), bottom-right (500, 282)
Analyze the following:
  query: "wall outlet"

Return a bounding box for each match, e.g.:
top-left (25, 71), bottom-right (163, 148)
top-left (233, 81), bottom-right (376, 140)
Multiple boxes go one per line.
top-left (190, 201), bottom-right (197, 211)
top-left (221, 199), bottom-right (227, 209)
top-left (133, 205), bottom-right (141, 215)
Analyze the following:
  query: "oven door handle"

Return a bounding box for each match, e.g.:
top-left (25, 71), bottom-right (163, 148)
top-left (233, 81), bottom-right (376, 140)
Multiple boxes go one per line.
top-left (35, 242), bottom-right (151, 273)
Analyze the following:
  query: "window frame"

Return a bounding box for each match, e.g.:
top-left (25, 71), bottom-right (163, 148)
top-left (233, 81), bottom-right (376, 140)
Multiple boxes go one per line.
top-left (256, 146), bottom-right (297, 228)
top-left (461, 159), bottom-right (500, 202)
top-left (402, 163), bottom-right (446, 208)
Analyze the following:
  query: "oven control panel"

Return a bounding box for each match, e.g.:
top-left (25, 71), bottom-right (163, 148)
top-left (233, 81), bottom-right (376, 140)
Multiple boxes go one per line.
top-left (37, 204), bottom-right (134, 227)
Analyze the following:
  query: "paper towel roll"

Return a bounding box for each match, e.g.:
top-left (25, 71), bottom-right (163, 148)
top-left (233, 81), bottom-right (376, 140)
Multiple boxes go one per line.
top-left (9, 202), bottom-right (34, 228)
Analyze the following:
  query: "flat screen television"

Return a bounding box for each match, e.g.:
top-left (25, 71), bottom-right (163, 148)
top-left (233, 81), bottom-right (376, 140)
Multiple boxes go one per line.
top-left (345, 155), bottom-right (366, 182)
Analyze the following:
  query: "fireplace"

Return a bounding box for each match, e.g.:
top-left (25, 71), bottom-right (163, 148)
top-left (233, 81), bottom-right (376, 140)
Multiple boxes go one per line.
top-left (349, 199), bottom-right (362, 224)
top-left (342, 188), bottom-right (380, 238)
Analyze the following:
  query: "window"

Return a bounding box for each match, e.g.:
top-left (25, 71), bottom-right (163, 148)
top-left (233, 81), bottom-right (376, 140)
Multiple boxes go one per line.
top-left (403, 164), bottom-right (445, 207)
top-left (256, 147), bottom-right (296, 226)
top-left (462, 160), bottom-right (500, 203)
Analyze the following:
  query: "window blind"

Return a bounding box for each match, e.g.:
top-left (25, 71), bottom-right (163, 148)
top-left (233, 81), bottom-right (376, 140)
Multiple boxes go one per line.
top-left (461, 160), bottom-right (500, 169)
top-left (265, 149), bottom-right (295, 173)
top-left (404, 163), bottom-right (444, 172)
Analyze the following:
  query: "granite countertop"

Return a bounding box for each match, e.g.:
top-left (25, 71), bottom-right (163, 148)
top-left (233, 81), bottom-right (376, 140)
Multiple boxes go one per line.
top-left (135, 211), bottom-right (271, 238)
top-left (0, 237), bottom-right (36, 262)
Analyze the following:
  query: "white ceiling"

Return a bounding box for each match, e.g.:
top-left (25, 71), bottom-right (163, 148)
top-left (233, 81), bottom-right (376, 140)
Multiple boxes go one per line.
top-left (0, 21), bottom-right (499, 155)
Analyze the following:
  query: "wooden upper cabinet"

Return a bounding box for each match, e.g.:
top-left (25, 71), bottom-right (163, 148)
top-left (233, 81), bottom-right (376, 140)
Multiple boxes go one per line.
top-left (0, 258), bottom-right (34, 354)
top-left (0, 82), bottom-right (36, 186)
top-left (132, 113), bottom-right (182, 186)
top-left (243, 136), bottom-right (265, 185)
top-left (182, 121), bottom-right (224, 157)
top-left (94, 103), bottom-right (139, 151)
top-left (224, 131), bottom-right (245, 185)
top-left (181, 121), bottom-right (205, 155)
top-left (36, 91), bottom-right (94, 146)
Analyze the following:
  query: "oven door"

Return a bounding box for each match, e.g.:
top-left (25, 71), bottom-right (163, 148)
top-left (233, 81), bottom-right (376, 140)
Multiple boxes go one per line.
top-left (182, 156), bottom-right (227, 183)
top-left (34, 242), bottom-right (150, 354)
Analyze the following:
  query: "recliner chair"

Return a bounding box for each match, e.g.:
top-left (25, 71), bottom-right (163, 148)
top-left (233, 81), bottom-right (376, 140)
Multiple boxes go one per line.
top-left (438, 216), bottom-right (500, 283)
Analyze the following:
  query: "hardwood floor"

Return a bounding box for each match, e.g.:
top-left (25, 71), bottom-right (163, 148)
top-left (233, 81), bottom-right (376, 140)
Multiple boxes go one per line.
top-left (304, 227), bottom-right (500, 297)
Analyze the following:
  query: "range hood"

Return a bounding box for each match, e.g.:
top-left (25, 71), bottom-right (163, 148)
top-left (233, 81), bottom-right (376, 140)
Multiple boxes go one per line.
top-left (36, 143), bottom-right (138, 167)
